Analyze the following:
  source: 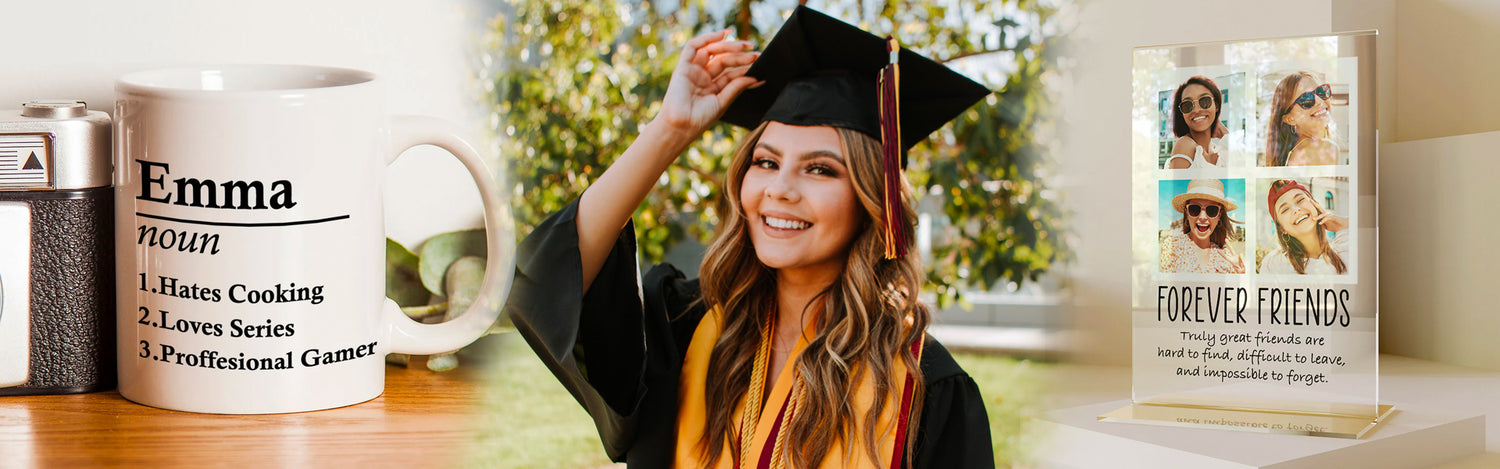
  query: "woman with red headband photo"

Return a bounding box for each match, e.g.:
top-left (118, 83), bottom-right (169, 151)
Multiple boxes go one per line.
top-left (505, 6), bottom-right (995, 468)
top-left (1259, 179), bottom-right (1350, 275)
top-left (1264, 71), bottom-right (1341, 166)
top-left (1165, 76), bottom-right (1230, 169)
top-left (1160, 179), bottom-right (1245, 273)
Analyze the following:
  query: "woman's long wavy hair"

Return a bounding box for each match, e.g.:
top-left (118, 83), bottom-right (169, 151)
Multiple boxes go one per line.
top-left (1265, 71), bottom-right (1318, 166)
top-left (696, 122), bottom-right (929, 468)
top-left (1269, 181), bottom-right (1347, 274)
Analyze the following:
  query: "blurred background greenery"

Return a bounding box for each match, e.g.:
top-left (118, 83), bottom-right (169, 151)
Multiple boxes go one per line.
top-left (482, 0), bottom-right (1074, 307)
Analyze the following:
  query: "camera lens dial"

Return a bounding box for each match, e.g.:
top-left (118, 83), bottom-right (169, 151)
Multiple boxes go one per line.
top-left (20, 100), bottom-right (87, 119)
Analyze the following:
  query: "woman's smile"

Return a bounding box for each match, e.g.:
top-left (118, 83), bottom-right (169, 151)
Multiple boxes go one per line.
top-left (1305, 99), bottom-right (1330, 122)
top-left (761, 211), bottom-right (812, 235)
top-left (1292, 211), bottom-right (1310, 226)
top-left (1193, 219), bottom-right (1212, 235)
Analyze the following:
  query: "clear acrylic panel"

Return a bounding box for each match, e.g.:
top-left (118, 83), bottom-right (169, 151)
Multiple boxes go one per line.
top-left (1123, 31), bottom-right (1381, 436)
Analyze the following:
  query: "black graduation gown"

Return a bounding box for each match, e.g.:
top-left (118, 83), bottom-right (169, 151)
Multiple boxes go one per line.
top-left (506, 199), bottom-right (995, 468)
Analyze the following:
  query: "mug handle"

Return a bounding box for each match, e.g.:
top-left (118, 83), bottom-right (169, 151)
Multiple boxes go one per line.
top-left (381, 115), bottom-right (515, 355)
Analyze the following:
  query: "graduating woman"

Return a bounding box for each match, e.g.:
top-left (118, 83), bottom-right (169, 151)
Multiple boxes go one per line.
top-left (506, 6), bottom-right (995, 469)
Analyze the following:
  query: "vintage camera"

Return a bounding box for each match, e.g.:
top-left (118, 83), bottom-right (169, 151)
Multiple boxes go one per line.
top-left (0, 100), bottom-right (114, 395)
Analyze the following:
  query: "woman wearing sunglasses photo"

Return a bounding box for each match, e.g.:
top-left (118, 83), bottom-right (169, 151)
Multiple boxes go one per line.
top-left (1260, 179), bottom-right (1349, 275)
top-left (1161, 179), bottom-right (1244, 273)
top-left (1265, 71), bottom-right (1339, 166)
top-left (1165, 76), bottom-right (1230, 169)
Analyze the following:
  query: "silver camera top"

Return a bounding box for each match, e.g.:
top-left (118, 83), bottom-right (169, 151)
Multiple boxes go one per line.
top-left (0, 100), bottom-right (111, 191)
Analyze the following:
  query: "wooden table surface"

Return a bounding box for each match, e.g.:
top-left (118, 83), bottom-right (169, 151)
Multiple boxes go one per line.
top-left (0, 365), bottom-right (482, 468)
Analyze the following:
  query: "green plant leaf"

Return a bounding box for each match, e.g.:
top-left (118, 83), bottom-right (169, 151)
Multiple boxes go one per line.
top-left (402, 303), bottom-right (448, 322)
top-left (386, 238), bottom-right (430, 307)
top-left (427, 353), bottom-right (460, 372)
top-left (385, 353), bottom-right (410, 366)
top-left (418, 229), bottom-right (488, 296)
top-left (444, 256), bottom-right (487, 320)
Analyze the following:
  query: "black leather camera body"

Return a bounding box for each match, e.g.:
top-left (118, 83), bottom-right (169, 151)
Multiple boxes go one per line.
top-left (0, 100), bottom-right (115, 395)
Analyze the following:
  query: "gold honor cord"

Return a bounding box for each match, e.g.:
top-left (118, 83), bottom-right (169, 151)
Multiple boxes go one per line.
top-left (768, 379), bottom-right (805, 469)
top-left (737, 314), bottom-right (773, 469)
top-left (737, 310), bottom-right (807, 469)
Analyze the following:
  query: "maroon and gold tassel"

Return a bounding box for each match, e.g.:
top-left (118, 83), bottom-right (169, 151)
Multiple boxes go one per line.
top-left (878, 36), bottom-right (907, 259)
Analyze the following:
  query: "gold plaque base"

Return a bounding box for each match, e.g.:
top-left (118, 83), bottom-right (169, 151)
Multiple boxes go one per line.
top-left (1100, 403), bottom-right (1396, 439)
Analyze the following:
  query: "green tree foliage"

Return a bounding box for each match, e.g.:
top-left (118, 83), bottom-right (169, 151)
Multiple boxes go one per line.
top-left (485, 0), bottom-right (1072, 306)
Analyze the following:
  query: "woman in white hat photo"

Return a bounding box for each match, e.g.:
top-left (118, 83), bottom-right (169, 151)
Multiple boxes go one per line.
top-left (1161, 179), bottom-right (1245, 273)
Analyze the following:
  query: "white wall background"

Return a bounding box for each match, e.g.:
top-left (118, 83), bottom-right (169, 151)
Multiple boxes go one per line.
top-left (1390, 0), bottom-right (1500, 142)
top-left (1352, 0), bottom-right (1500, 371)
top-left (1382, 131), bottom-right (1500, 371)
top-left (0, 0), bottom-right (495, 248)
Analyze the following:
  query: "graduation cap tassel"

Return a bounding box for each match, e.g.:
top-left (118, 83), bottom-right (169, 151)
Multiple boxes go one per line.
top-left (878, 36), bottom-right (908, 259)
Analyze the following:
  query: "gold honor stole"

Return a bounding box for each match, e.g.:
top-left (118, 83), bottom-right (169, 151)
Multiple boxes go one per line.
top-left (674, 308), bottom-right (924, 469)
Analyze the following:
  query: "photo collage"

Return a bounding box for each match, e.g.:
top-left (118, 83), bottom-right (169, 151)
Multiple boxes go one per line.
top-left (1151, 57), bottom-right (1359, 282)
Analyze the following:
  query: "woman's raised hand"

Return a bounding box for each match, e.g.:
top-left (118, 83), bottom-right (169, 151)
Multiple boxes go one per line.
top-left (1223, 243), bottom-right (1246, 273)
top-left (576, 30), bottom-right (759, 293)
top-left (655, 29), bottom-right (762, 140)
top-left (1314, 211), bottom-right (1349, 233)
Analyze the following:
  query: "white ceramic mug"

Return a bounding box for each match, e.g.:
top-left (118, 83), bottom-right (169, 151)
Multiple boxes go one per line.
top-left (113, 65), bottom-right (513, 414)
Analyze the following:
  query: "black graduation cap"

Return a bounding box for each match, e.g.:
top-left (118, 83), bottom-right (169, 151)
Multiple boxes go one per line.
top-left (720, 5), bottom-right (991, 155)
top-left (720, 5), bottom-right (991, 259)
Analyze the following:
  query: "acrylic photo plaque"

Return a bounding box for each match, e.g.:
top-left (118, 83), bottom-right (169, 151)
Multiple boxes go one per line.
top-left (1113, 31), bottom-right (1387, 438)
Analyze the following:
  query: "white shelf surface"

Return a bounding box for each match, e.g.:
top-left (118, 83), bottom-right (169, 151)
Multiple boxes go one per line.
top-left (1034, 354), bottom-right (1500, 468)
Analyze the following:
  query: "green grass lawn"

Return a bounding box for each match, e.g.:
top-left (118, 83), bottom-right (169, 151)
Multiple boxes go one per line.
top-left (467, 334), bottom-right (1049, 468)
top-left (951, 350), bottom-right (1049, 467)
